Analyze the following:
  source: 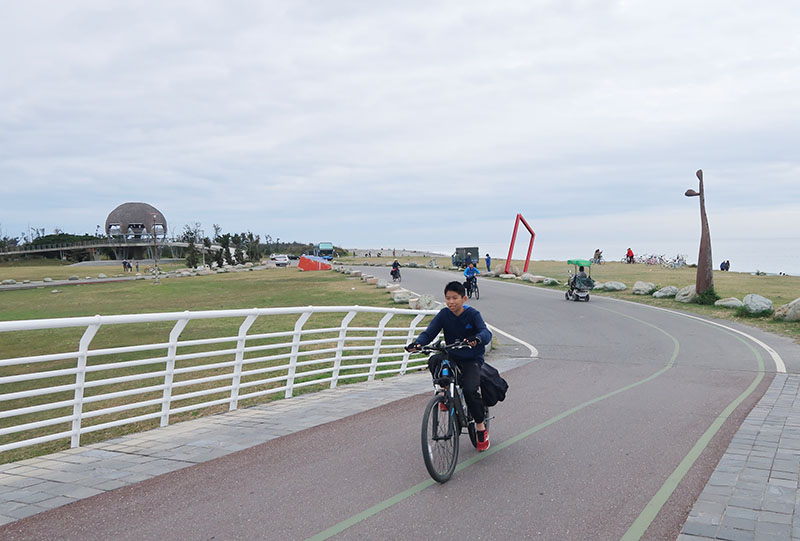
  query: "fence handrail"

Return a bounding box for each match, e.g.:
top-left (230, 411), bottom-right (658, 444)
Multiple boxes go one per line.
top-left (0, 305), bottom-right (439, 455)
top-left (0, 305), bottom-right (437, 333)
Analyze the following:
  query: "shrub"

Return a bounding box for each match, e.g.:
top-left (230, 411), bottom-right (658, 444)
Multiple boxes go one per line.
top-left (695, 287), bottom-right (720, 305)
top-left (735, 306), bottom-right (774, 318)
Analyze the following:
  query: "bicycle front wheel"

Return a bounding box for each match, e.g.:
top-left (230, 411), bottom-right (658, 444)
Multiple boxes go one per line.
top-left (474, 284), bottom-right (480, 300)
top-left (421, 395), bottom-right (459, 483)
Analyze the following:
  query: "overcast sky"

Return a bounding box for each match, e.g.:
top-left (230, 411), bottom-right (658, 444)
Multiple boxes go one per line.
top-left (2, 1), bottom-right (799, 266)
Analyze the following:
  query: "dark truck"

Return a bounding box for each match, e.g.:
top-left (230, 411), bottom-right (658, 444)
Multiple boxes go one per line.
top-left (453, 247), bottom-right (479, 268)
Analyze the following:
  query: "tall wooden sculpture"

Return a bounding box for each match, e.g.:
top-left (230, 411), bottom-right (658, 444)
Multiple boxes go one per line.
top-left (685, 169), bottom-right (714, 294)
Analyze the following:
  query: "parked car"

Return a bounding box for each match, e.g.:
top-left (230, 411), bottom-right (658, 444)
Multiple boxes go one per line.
top-left (270, 254), bottom-right (290, 267)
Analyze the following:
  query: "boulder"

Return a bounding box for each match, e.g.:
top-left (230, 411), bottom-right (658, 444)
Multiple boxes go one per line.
top-left (774, 298), bottom-right (800, 322)
top-left (68, 275), bottom-right (80, 281)
top-left (522, 274), bottom-right (547, 283)
top-left (386, 284), bottom-right (402, 292)
top-left (653, 286), bottom-right (678, 298)
top-left (1, 279), bottom-right (16, 285)
top-left (632, 281), bottom-right (656, 295)
top-left (350, 271), bottom-right (362, 278)
top-left (593, 282), bottom-right (604, 290)
top-left (602, 281), bottom-right (627, 291)
top-left (499, 274), bottom-right (516, 279)
top-left (51, 289), bottom-right (61, 294)
top-left (675, 285), bottom-right (697, 303)
top-left (715, 297), bottom-right (743, 309)
top-left (742, 294), bottom-right (773, 314)
top-left (416, 294), bottom-right (438, 310)
top-left (23, 280), bottom-right (30, 284)
top-left (97, 273), bottom-right (107, 279)
top-left (391, 290), bottom-right (412, 303)
top-left (43, 277), bottom-right (53, 282)
top-left (543, 278), bottom-right (560, 286)
top-left (408, 262), bottom-right (419, 268)
top-left (376, 279), bottom-right (388, 289)
top-left (508, 265), bottom-right (521, 276)
top-left (365, 278), bottom-right (378, 285)
top-left (408, 297), bottom-right (421, 309)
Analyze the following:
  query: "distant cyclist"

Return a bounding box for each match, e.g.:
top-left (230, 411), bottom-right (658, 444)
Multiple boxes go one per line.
top-left (463, 262), bottom-right (480, 294)
top-left (391, 259), bottom-right (401, 281)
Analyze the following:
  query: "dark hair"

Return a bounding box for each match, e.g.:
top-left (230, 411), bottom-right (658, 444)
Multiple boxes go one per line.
top-left (444, 281), bottom-right (466, 297)
top-left (579, 266), bottom-right (584, 271)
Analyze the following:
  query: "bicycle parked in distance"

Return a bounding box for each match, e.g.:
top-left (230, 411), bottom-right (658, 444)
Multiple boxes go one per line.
top-left (409, 341), bottom-right (490, 483)
top-left (465, 275), bottom-right (479, 299)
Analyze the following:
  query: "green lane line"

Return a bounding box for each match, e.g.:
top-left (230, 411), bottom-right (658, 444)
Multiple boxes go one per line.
top-left (308, 309), bottom-right (680, 541)
top-left (620, 327), bottom-right (765, 541)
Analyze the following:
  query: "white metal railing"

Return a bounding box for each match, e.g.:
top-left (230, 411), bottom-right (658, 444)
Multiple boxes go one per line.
top-left (0, 306), bottom-right (438, 454)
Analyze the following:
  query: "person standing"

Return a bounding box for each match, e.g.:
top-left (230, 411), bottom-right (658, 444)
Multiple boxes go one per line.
top-left (626, 248), bottom-right (634, 264)
top-left (485, 253), bottom-right (491, 273)
top-left (465, 252), bottom-right (473, 268)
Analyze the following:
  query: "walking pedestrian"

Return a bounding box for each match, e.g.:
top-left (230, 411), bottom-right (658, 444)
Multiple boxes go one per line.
top-left (485, 253), bottom-right (491, 273)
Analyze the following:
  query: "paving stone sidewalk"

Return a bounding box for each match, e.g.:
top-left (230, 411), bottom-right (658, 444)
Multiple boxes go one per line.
top-left (0, 357), bottom-right (531, 526)
top-left (680, 373), bottom-right (800, 540)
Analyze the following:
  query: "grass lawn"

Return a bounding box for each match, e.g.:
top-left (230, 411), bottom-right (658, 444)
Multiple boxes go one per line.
top-left (0, 259), bottom-right (187, 282)
top-left (1, 265), bottom-right (417, 462)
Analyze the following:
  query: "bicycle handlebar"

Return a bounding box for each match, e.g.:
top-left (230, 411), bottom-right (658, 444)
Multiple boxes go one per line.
top-left (405, 340), bottom-right (474, 354)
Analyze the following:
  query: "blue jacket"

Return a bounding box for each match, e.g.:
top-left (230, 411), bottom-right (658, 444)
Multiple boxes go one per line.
top-left (415, 306), bottom-right (492, 364)
top-left (464, 266), bottom-right (480, 278)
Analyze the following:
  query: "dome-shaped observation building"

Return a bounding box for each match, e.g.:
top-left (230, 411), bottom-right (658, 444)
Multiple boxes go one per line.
top-left (105, 202), bottom-right (167, 239)
top-left (104, 202), bottom-right (167, 261)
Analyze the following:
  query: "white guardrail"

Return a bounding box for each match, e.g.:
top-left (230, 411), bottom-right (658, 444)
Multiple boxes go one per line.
top-left (0, 306), bottom-right (438, 454)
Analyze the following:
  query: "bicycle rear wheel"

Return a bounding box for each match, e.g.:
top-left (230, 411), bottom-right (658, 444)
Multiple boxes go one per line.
top-left (421, 394), bottom-right (459, 483)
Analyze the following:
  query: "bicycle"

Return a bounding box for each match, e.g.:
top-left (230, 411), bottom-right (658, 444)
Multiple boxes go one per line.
top-left (465, 275), bottom-right (479, 300)
top-left (409, 341), bottom-right (491, 483)
top-left (391, 267), bottom-right (401, 282)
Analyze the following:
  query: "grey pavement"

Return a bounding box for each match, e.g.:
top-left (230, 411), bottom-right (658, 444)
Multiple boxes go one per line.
top-left (0, 356), bottom-right (531, 526)
top-left (5, 341), bottom-right (800, 538)
top-left (680, 373), bottom-right (800, 541)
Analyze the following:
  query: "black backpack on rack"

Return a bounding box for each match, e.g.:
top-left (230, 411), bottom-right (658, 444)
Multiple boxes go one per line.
top-left (480, 362), bottom-right (508, 407)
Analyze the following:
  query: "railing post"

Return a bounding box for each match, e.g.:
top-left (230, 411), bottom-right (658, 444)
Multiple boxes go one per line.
top-left (368, 313), bottom-right (394, 382)
top-left (331, 310), bottom-right (358, 389)
top-left (71, 316), bottom-right (101, 448)
top-left (285, 310), bottom-right (312, 398)
top-left (230, 312), bottom-right (258, 411)
top-left (160, 313), bottom-right (190, 427)
top-left (400, 313), bottom-right (427, 375)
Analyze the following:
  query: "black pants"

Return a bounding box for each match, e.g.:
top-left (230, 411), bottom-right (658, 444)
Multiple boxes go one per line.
top-left (428, 353), bottom-right (485, 424)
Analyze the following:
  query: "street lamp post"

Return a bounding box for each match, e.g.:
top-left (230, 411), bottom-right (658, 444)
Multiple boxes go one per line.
top-left (152, 213), bottom-right (160, 285)
top-left (685, 169), bottom-right (713, 295)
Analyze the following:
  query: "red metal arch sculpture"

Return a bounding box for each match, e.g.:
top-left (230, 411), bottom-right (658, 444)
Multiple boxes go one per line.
top-left (505, 213), bottom-right (535, 275)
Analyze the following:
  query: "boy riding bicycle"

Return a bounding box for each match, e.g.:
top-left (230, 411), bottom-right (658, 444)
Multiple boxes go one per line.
top-left (406, 281), bottom-right (493, 451)
top-left (463, 263), bottom-right (480, 296)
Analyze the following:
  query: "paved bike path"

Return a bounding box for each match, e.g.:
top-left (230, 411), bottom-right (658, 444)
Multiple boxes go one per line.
top-left (2, 267), bottom-right (799, 539)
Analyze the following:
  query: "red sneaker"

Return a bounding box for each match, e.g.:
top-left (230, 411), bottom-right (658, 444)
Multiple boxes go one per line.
top-left (476, 429), bottom-right (490, 452)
